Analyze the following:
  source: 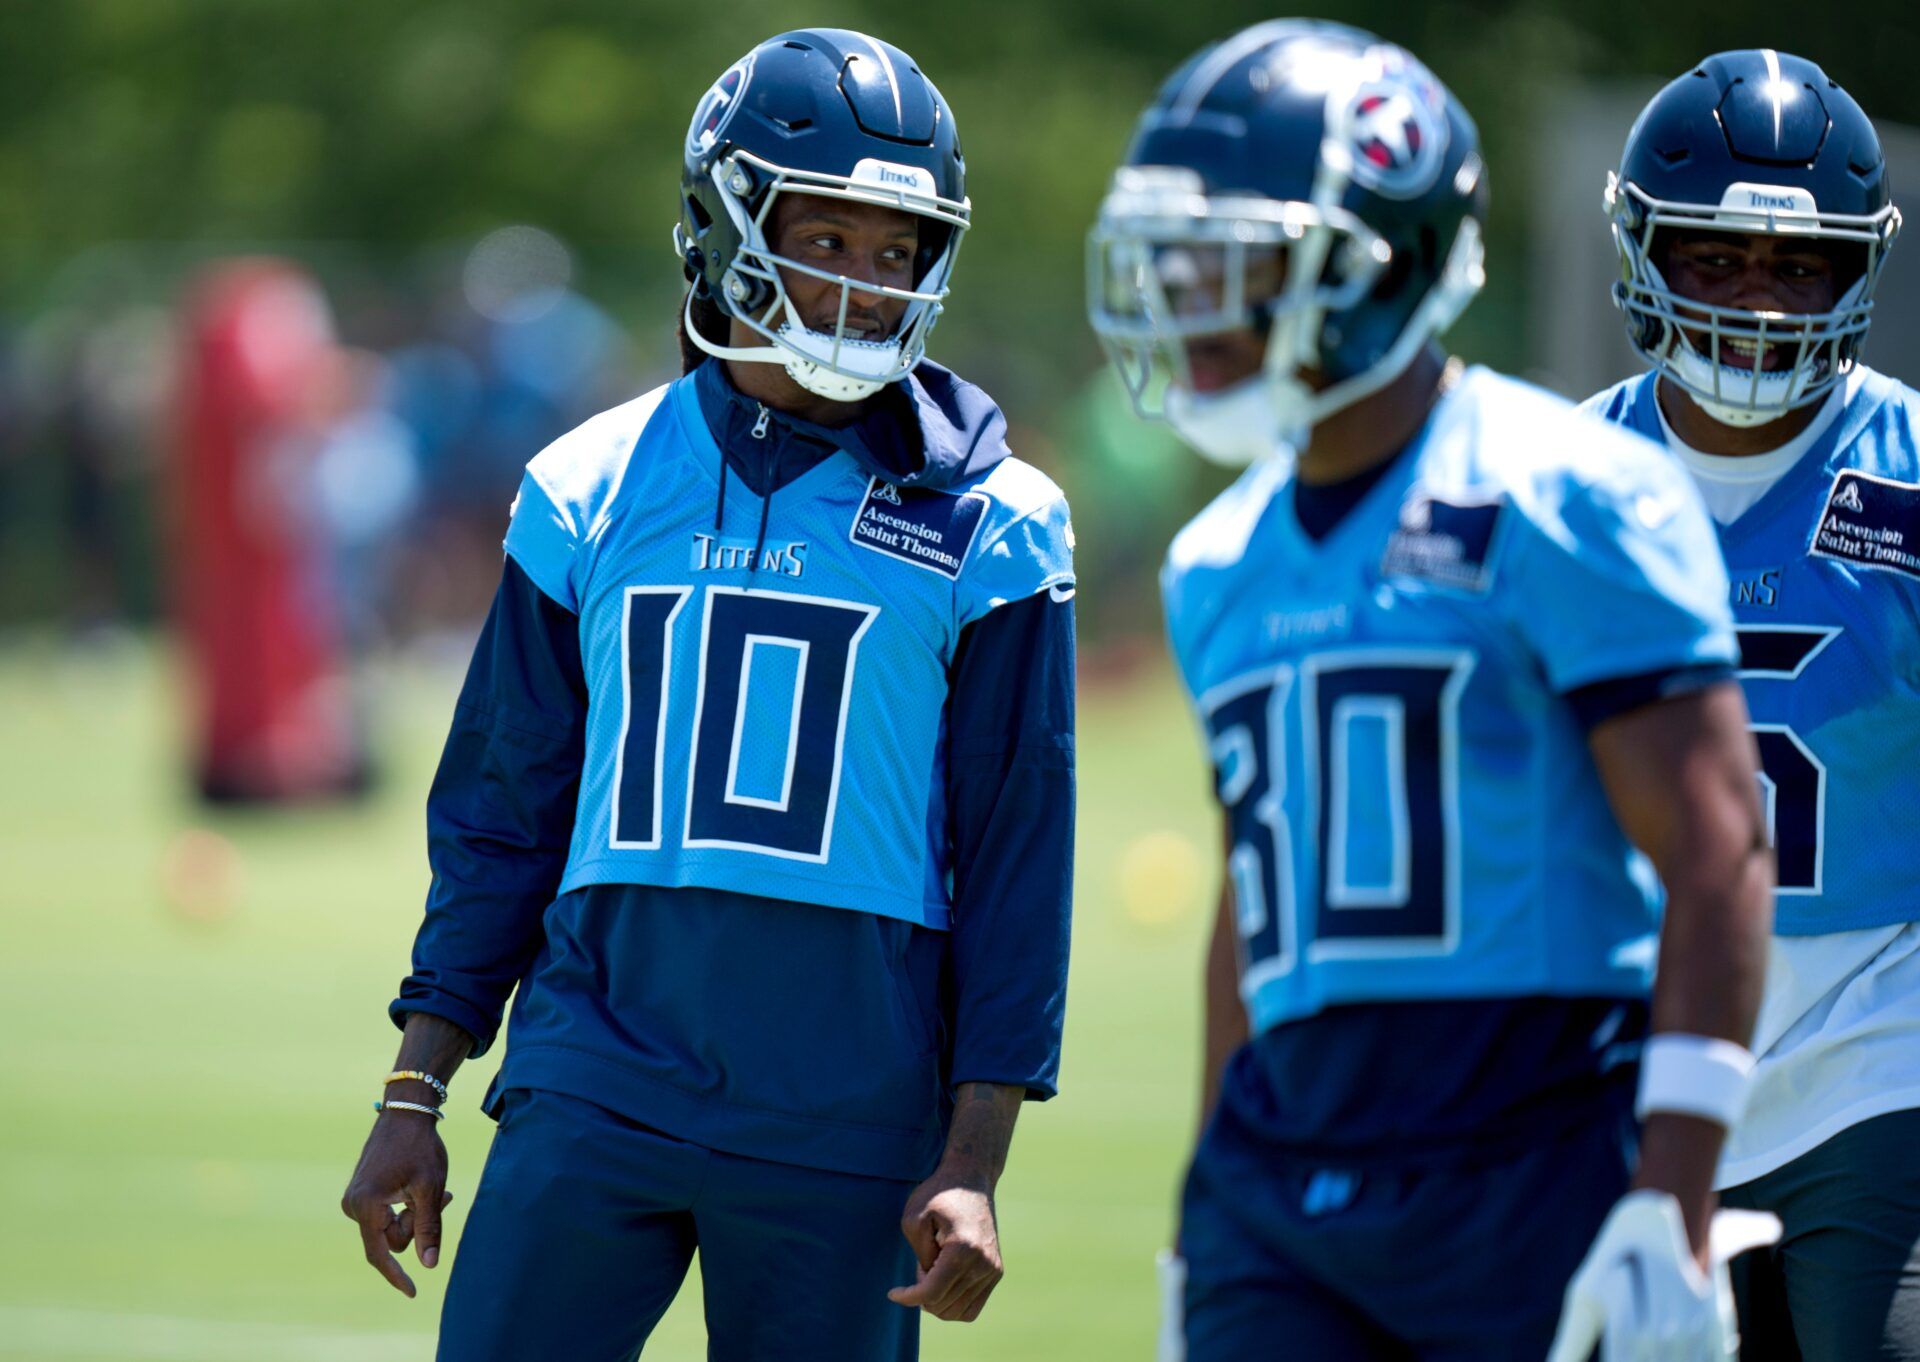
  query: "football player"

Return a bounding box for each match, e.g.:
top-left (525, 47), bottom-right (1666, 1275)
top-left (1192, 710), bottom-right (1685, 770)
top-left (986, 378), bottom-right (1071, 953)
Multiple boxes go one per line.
top-left (339, 29), bottom-right (1076, 1360)
top-left (1087, 21), bottom-right (1777, 1360)
top-left (1583, 50), bottom-right (1920, 1360)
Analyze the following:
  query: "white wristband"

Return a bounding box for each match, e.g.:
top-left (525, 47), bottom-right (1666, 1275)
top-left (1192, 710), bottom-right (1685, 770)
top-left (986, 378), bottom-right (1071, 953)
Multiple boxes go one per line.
top-left (1635, 1033), bottom-right (1756, 1128)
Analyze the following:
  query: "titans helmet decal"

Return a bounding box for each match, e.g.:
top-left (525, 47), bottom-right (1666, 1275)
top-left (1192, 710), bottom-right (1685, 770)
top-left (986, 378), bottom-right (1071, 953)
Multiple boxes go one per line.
top-left (1339, 55), bottom-right (1449, 199)
top-left (687, 55), bottom-right (754, 158)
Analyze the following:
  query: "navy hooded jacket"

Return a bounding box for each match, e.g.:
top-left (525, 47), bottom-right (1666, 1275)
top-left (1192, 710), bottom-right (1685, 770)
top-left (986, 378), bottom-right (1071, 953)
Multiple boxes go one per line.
top-left (391, 359), bottom-right (1075, 1181)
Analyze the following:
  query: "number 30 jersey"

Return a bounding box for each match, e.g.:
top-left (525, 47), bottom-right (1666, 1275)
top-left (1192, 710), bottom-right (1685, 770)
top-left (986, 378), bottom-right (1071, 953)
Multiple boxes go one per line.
top-left (1584, 366), bottom-right (1920, 937)
top-left (1163, 367), bottom-right (1737, 1037)
top-left (504, 372), bottom-right (1074, 932)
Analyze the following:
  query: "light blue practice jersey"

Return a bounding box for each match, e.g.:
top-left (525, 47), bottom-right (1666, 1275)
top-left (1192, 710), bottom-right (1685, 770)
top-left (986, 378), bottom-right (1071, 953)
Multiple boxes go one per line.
top-left (1585, 367), bottom-right (1920, 935)
top-left (1163, 367), bottom-right (1737, 1035)
top-left (502, 375), bottom-right (1073, 930)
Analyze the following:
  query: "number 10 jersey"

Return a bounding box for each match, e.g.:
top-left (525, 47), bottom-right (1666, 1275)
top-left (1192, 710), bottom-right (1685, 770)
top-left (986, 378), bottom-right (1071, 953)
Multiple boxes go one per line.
top-left (503, 374), bottom-right (1074, 931)
top-left (1162, 368), bottom-right (1737, 1037)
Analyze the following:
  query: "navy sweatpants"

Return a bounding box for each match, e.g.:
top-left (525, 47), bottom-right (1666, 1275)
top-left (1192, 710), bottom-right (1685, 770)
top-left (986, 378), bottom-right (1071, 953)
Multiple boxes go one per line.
top-left (1180, 1097), bottom-right (1636, 1361)
top-left (437, 1088), bottom-right (921, 1361)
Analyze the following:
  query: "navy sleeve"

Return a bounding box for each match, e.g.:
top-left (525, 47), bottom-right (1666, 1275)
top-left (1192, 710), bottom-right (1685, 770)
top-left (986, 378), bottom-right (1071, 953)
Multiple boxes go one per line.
top-left (1563, 662), bottom-right (1736, 732)
top-left (944, 587), bottom-right (1076, 1100)
top-left (389, 557), bottom-right (587, 1057)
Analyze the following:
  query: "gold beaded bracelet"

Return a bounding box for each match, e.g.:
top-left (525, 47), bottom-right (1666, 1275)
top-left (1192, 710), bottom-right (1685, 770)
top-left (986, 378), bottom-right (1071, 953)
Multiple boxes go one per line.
top-left (384, 1069), bottom-right (450, 1104)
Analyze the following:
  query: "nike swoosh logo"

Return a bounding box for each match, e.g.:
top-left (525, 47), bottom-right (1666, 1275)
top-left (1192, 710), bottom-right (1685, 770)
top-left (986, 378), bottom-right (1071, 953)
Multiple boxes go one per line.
top-left (1049, 583), bottom-right (1076, 603)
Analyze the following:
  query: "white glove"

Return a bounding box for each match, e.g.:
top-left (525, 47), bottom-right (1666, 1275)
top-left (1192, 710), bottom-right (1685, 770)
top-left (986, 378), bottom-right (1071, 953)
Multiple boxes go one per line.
top-left (1546, 1190), bottom-right (1782, 1361)
top-left (1156, 1249), bottom-right (1186, 1362)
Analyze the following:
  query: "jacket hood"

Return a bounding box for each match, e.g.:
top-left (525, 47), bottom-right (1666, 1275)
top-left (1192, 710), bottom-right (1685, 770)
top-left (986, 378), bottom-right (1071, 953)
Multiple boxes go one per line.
top-left (886, 360), bottom-right (1014, 490)
top-left (693, 357), bottom-right (1012, 493)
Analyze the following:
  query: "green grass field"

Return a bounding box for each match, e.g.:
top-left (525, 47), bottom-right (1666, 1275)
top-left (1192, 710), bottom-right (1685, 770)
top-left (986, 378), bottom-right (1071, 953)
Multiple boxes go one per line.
top-left (0, 637), bottom-right (1217, 1361)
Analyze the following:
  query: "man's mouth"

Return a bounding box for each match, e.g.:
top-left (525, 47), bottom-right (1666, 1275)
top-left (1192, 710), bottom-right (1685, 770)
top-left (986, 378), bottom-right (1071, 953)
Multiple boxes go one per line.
top-left (808, 315), bottom-right (890, 342)
top-left (1184, 339), bottom-right (1262, 393)
top-left (1721, 336), bottom-right (1803, 372)
top-left (1684, 330), bottom-right (1793, 374)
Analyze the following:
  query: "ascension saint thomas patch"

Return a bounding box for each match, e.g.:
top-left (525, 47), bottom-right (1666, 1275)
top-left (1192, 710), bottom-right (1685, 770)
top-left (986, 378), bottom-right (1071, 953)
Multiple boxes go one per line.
top-left (848, 477), bottom-right (989, 581)
top-left (1379, 493), bottom-right (1505, 593)
top-left (1810, 471), bottom-right (1920, 581)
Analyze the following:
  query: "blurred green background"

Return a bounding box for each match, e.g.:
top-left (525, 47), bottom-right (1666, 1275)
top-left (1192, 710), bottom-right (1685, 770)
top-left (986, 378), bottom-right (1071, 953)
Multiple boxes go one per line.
top-left (7, 0), bottom-right (1920, 635)
top-left (4, 1), bottom-right (1919, 1357)
top-left (0, 642), bottom-right (1218, 1360)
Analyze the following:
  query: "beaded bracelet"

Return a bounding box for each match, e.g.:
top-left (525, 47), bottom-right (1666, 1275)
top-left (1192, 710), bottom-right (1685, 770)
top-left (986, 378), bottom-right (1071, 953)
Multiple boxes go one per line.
top-left (374, 1099), bottom-right (444, 1121)
top-left (384, 1069), bottom-right (450, 1104)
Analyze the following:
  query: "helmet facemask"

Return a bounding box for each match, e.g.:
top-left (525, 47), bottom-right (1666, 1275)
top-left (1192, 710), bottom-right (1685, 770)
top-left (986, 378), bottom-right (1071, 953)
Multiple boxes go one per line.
top-left (678, 149), bottom-right (971, 402)
top-left (1607, 175), bottom-right (1901, 428)
top-left (1088, 166), bottom-right (1394, 465)
top-left (1088, 165), bottom-right (1482, 464)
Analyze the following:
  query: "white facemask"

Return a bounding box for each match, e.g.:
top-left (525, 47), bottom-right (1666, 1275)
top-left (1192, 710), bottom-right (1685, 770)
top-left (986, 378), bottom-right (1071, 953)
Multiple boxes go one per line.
top-left (1163, 376), bottom-right (1296, 467)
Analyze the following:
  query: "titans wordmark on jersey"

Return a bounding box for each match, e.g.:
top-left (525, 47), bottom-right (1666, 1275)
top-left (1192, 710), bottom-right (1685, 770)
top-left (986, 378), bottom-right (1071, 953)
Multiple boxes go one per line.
top-left (502, 375), bottom-right (1073, 931)
top-left (1584, 367), bottom-right (1920, 936)
top-left (1163, 368), bottom-right (1737, 1035)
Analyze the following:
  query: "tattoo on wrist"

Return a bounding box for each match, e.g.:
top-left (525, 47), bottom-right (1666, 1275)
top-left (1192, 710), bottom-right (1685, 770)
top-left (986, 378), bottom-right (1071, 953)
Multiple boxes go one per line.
top-left (942, 1082), bottom-right (1021, 1185)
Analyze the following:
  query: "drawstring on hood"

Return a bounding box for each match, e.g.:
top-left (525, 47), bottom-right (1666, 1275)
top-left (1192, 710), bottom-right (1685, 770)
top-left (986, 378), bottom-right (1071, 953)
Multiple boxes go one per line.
top-left (751, 430), bottom-right (780, 576)
top-left (690, 358), bottom-right (1016, 572)
top-left (714, 399), bottom-right (779, 571)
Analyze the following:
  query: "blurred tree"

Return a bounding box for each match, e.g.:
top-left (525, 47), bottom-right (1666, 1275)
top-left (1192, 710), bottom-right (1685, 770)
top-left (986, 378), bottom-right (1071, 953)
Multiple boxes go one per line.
top-left (9, 0), bottom-right (1912, 368)
top-left (2, 0), bottom-right (1915, 628)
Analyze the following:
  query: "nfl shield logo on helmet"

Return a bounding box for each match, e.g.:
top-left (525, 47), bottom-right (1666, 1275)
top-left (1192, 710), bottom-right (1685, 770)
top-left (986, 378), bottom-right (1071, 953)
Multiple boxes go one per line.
top-left (1340, 53), bottom-right (1450, 199)
top-left (687, 55), bottom-right (753, 158)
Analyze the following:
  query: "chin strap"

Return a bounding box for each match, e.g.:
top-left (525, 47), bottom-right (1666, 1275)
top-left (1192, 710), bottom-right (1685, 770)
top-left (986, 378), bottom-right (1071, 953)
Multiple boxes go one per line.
top-left (1661, 332), bottom-right (1828, 428)
top-left (684, 291), bottom-right (790, 369)
top-left (683, 291), bottom-right (897, 403)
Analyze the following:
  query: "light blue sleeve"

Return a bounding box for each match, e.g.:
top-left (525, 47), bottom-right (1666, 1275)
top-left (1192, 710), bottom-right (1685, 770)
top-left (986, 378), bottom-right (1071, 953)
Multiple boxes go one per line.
top-left (503, 469), bottom-right (582, 615)
top-left (1576, 374), bottom-right (1655, 433)
top-left (498, 385), bottom-right (672, 616)
top-left (1502, 446), bottom-right (1737, 692)
top-left (957, 493), bottom-right (1076, 631)
top-left (1574, 386), bottom-right (1619, 420)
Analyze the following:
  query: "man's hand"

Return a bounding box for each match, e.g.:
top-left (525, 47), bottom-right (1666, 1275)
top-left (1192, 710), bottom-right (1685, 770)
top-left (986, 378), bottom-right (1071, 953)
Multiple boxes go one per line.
top-left (341, 1108), bottom-right (453, 1297)
top-left (1546, 1191), bottom-right (1782, 1362)
top-left (889, 1081), bottom-right (1023, 1323)
top-left (343, 1013), bottom-right (475, 1295)
top-left (887, 1168), bottom-right (1004, 1322)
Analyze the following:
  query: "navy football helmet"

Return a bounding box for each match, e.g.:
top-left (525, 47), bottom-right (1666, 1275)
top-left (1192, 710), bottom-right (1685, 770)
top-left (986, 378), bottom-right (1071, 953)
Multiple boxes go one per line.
top-left (675, 29), bottom-right (970, 401)
top-left (1607, 50), bottom-right (1901, 427)
top-left (1088, 20), bottom-right (1486, 464)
